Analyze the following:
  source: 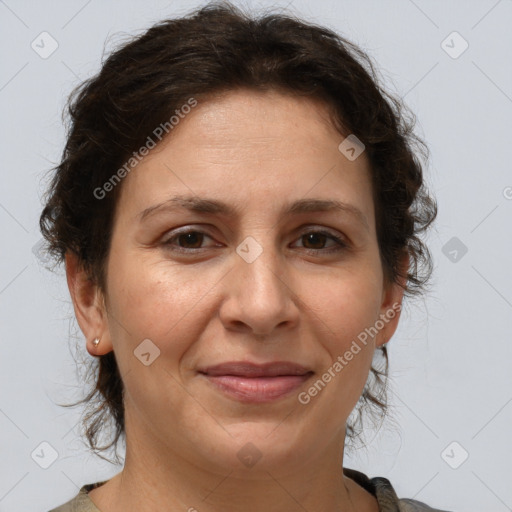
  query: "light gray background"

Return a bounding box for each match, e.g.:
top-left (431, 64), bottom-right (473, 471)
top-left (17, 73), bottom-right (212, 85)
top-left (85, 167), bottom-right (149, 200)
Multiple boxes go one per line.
top-left (1, 1), bottom-right (511, 511)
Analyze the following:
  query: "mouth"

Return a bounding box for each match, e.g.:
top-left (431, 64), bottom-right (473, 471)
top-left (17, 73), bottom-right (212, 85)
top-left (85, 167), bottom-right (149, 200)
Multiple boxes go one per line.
top-left (197, 361), bottom-right (314, 403)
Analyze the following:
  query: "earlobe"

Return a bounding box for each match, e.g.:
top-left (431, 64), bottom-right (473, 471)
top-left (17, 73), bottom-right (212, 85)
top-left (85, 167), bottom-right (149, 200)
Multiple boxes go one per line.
top-left (65, 252), bottom-right (113, 356)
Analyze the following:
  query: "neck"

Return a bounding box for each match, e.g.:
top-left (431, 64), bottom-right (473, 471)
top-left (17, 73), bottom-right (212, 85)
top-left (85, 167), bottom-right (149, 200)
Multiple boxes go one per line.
top-left (88, 406), bottom-right (377, 512)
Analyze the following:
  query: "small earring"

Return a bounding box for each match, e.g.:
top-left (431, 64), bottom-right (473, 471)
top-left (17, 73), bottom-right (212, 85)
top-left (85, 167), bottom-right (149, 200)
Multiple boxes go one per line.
top-left (92, 337), bottom-right (101, 347)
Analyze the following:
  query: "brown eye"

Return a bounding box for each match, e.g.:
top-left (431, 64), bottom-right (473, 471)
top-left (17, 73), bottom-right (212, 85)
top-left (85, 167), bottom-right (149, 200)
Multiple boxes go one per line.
top-left (292, 229), bottom-right (348, 254)
top-left (162, 229), bottom-right (218, 252)
top-left (301, 232), bottom-right (328, 250)
top-left (176, 231), bottom-right (204, 248)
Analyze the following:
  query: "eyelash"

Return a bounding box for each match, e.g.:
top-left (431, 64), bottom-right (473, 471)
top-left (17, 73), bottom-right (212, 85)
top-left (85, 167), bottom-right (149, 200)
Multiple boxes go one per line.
top-left (162, 228), bottom-right (348, 255)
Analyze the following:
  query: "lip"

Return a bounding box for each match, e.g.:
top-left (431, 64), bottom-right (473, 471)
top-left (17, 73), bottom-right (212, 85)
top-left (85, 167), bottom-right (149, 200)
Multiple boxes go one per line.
top-left (199, 361), bottom-right (312, 377)
top-left (198, 361), bottom-right (314, 403)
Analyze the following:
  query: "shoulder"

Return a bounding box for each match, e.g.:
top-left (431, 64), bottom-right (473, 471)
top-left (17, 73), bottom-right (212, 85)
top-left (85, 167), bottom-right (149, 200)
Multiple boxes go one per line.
top-left (399, 498), bottom-right (449, 512)
top-left (48, 482), bottom-right (106, 512)
top-left (398, 498), bottom-right (454, 511)
top-left (343, 467), bottom-right (454, 512)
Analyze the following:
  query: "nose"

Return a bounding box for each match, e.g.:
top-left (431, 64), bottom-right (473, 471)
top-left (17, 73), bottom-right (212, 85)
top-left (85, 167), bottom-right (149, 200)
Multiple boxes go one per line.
top-left (218, 238), bottom-right (300, 338)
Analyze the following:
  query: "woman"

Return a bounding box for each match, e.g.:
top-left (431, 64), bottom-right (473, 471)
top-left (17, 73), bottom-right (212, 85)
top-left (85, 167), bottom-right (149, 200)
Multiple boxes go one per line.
top-left (42, 2), bottom-right (447, 511)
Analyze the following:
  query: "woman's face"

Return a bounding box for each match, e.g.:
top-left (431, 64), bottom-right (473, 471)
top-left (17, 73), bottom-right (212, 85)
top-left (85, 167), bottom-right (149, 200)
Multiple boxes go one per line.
top-left (77, 89), bottom-right (404, 474)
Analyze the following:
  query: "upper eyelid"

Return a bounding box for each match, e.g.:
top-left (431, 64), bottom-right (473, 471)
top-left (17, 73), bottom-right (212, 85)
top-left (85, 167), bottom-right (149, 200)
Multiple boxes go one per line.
top-left (163, 226), bottom-right (347, 247)
top-left (164, 225), bottom-right (344, 237)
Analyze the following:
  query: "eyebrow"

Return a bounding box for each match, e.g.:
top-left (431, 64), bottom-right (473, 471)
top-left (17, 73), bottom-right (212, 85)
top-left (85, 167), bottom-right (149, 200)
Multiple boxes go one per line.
top-left (139, 195), bottom-right (369, 232)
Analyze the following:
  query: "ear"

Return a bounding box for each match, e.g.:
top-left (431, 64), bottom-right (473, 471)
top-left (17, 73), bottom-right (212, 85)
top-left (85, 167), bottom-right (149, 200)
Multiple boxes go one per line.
top-left (65, 251), bottom-right (113, 356)
top-left (375, 251), bottom-right (408, 348)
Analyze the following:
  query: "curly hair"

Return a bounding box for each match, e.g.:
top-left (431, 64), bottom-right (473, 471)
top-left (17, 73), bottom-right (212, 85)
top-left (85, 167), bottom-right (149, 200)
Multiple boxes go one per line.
top-left (40, 1), bottom-right (437, 463)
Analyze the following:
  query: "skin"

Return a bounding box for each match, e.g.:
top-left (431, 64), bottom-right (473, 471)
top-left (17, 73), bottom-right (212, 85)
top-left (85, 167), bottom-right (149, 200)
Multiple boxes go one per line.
top-left (67, 89), bottom-right (406, 512)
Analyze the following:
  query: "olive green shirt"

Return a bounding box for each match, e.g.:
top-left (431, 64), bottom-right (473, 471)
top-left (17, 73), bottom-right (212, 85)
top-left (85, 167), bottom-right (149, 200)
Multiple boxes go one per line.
top-left (49, 467), bottom-right (452, 512)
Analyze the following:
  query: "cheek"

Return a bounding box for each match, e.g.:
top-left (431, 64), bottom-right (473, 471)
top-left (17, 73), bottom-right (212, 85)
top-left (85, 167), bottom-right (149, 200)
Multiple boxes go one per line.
top-left (298, 262), bottom-right (382, 400)
top-left (103, 256), bottom-right (217, 427)
top-left (300, 260), bottom-right (383, 342)
top-left (301, 287), bottom-right (379, 422)
top-left (105, 252), bottom-right (222, 368)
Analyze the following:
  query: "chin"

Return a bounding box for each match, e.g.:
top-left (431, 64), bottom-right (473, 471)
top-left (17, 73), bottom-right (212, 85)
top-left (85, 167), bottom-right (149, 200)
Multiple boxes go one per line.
top-left (195, 420), bottom-right (313, 475)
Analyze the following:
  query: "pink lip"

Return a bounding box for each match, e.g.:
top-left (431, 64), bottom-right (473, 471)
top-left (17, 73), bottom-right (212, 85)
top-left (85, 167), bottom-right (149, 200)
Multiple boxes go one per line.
top-left (204, 375), bottom-right (312, 402)
top-left (198, 361), bottom-right (314, 403)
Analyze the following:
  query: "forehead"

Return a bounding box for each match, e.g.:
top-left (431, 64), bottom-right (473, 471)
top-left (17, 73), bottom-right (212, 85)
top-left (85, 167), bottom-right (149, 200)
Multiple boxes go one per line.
top-left (115, 88), bottom-right (374, 226)
top-left (177, 88), bottom-right (344, 156)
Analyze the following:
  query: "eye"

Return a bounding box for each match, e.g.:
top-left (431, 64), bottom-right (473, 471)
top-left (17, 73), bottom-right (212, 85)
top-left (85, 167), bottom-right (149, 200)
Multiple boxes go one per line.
top-left (292, 230), bottom-right (348, 253)
top-left (162, 229), bottom-right (219, 252)
top-left (161, 227), bottom-right (348, 255)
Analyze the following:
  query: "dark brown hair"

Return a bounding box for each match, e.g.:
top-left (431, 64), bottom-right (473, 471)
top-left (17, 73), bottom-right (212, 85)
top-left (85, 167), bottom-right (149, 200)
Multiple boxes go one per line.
top-left (40, 1), bottom-right (437, 462)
